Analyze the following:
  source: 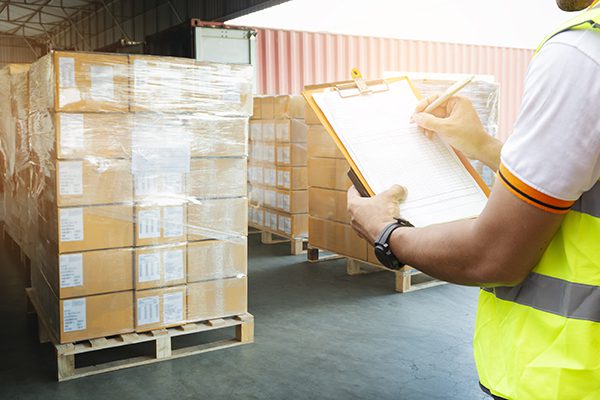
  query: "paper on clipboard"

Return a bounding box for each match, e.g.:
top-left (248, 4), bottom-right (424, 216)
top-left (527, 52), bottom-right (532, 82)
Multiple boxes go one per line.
top-left (310, 79), bottom-right (488, 227)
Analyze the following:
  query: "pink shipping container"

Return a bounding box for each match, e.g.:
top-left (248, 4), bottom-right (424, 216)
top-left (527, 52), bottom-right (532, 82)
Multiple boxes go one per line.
top-left (255, 28), bottom-right (534, 140)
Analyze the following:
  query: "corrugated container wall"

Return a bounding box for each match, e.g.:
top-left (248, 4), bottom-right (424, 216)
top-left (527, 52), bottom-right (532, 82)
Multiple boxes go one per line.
top-left (256, 28), bottom-right (534, 140)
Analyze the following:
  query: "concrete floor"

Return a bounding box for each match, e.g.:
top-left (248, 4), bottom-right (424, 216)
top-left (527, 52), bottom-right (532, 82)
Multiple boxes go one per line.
top-left (0, 233), bottom-right (488, 400)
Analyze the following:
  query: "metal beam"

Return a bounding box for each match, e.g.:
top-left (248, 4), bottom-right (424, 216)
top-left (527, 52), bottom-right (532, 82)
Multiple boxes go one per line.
top-left (6, 0), bottom-right (52, 35)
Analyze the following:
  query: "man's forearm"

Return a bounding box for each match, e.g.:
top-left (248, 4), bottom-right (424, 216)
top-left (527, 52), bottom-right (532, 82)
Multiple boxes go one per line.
top-left (388, 220), bottom-right (507, 286)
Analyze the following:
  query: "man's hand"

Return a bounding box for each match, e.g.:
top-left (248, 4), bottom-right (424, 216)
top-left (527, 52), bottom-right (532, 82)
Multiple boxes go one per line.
top-left (412, 95), bottom-right (502, 170)
top-left (347, 185), bottom-right (407, 244)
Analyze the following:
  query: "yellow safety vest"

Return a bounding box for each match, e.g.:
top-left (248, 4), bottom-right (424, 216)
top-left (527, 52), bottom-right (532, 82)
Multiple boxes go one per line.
top-left (474, 7), bottom-right (600, 400)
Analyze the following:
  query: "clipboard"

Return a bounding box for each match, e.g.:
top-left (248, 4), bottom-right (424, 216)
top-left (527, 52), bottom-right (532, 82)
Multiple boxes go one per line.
top-left (302, 72), bottom-right (491, 199)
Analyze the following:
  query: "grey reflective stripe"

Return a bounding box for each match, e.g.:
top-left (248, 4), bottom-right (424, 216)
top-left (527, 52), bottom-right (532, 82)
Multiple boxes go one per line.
top-left (483, 273), bottom-right (600, 323)
top-left (572, 180), bottom-right (600, 218)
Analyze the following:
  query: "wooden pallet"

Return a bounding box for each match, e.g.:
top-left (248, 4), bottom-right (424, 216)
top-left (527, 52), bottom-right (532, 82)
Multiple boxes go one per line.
top-left (26, 288), bottom-right (254, 382)
top-left (307, 246), bottom-right (445, 293)
top-left (249, 224), bottom-right (308, 255)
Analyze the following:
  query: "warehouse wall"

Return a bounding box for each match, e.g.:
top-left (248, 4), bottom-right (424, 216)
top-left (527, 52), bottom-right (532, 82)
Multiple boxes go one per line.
top-left (50, 0), bottom-right (288, 51)
top-left (255, 28), bottom-right (533, 140)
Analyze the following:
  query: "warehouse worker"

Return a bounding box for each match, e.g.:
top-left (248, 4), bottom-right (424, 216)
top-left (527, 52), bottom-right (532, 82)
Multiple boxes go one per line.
top-left (347, 0), bottom-right (600, 399)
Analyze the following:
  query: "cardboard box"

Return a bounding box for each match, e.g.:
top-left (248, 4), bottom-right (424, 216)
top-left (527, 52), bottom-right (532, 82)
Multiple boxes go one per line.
top-left (133, 172), bottom-right (186, 201)
top-left (187, 239), bottom-right (247, 282)
top-left (248, 206), bottom-right (264, 228)
top-left (31, 264), bottom-right (134, 344)
top-left (249, 120), bottom-right (262, 141)
top-left (41, 203), bottom-right (134, 253)
top-left (248, 164), bottom-right (276, 187)
top-left (276, 190), bottom-right (308, 214)
top-left (308, 158), bottom-right (352, 191)
top-left (135, 285), bottom-right (187, 332)
top-left (187, 277), bottom-right (247, 322)
top-left (187, 158), bottom-right (247, 199)
top-left (187, 115), bottom-right (248, 157)
top-left (249, 141), bottom-right (276, 164)
top-left (308, 217), bottom-right (368, 260)
top-left (53, 159), bottom-right (132, 206)
top-left (307, 125), bottom-right (344, 159)
top-left (134, 244), bottom-right (187, 290)
top-left (40, 247), bottom-right (134, 299)
top-left (259, 120), bottom-right (276, 142)
top-left (309, 187), bottom-right (350, 223)
top-left (276, 167), bottom-right (308, 190)
top-left (260, 97), bottom-right (274, 119)
top-left (304, 102), bottom-right (322, 125)
top-left (275, 119), bottom-right (308, 143)
top-left (252, 96), bottom-right (262, 120)
top-left (130, 55), bottom-right (253, 115)
top-left (55, 113), bottom-right (132, 159)
top-left (274, 95), bottom-right (305, 120)
top-left (187, 198), bottom-right (247, 241)
top-left (29, 51), bottom-right (130, 113)
top-left (277, 212), bottom-right (308, 238)
top-left (134, 203), bottom-right (187, 247)
top-left (276, 143), bottom-right (307, 167)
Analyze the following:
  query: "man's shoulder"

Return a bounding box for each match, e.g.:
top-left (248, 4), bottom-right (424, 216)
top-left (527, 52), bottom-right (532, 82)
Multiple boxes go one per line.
top-left (544, 29), bottom-right (600, 67)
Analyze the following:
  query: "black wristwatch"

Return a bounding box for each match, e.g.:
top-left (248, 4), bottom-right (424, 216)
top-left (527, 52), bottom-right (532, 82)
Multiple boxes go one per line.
top-left (374, 219), bottom-right (412, 270)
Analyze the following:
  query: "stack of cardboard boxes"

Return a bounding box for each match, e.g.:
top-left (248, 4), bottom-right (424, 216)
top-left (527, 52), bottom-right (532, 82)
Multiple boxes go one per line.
top-left (0, 63), bottom-right (37, 260)
top-left (26, 51), bottom-right (252, 343)
top-left (304, 106), bottom-right (383, 265)
top-left (247, 96), bottom-right (309, 239)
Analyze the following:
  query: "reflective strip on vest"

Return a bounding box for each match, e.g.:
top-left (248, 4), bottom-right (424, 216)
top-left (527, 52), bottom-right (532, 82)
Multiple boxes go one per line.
top-left (483, 273), bottom-right (600, 323)
top-left (573, 180), bottom-right (600, 218)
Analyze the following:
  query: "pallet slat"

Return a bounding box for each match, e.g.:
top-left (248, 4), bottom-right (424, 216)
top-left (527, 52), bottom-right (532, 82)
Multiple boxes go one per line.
top-left (25, 288), bottom-right (254, 381)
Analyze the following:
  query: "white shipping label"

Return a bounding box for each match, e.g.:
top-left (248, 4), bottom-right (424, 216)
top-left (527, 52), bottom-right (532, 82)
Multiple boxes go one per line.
top-left (277, 147), bottom-right (290, 165)
top-left (277, 193), bottom-right (290, 212)
top-left (134, 174), bottom-right (158, 196)
top-left (265, 169), bottom-right (276, 186)
top-left (138, 253), bottom-right (161, 282)
top-left (163, 206), bottom-right (184, 238)
top-left (278, 216), bottom-right (292, 235)
top-left (163, 250), bottom-right (184, 281)
top-left (63, 298), bottom-right (86, 333)
top-left (59, 57), bottom-right (76, 87)
top-left (137, 296), bottom-right (160, 326)
top-left (163, 292), bottom-right (184, 324)
top-left (59, 253), bottom-right (84, 288)
top-left (138, 209), bottom-right (161, 239)
top-left (59, 161), bottom-right (83, 196)
top-left (262, 123), bottom-right (275, 141)
top-left (265, 146), bottom-right (275, 163)
top-left (265, 190), bottom-right (276, 208)
top-left (257, 209), bottom-right (264, 226)
top-left (60, 208), bottom-right (84, 242)
top-left (59, 114), bottom-right (84, 151)
top-left (277, 171), bottom-right (291, 189)
top-left (276, 123), bottom-right (290, 141)
top-left (90, 65), bottom-right (115, 101)
top-left (59, 88), bottom-right (82, 108)
top-left (266, 211), bottom-right (277, 229)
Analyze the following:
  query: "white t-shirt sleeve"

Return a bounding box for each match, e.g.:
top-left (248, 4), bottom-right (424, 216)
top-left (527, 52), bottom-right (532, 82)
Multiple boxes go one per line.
top-left (500, 33), bottom-right (600, 212)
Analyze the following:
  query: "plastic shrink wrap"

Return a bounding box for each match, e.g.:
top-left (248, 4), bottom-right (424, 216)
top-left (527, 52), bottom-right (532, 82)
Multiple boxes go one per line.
top-left (7, 51), bottom-right (254, 343)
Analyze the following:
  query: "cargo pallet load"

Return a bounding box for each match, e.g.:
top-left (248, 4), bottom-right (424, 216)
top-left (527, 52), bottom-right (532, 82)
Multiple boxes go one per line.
top-left (247, 95), bottom-right (309, 255)
top-left (1, 51), bottom-right (254, 381)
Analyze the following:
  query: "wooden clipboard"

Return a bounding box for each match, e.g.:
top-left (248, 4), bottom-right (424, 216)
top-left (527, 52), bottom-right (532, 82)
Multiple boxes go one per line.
top-left (302, 75), bottom-right (491, 198)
